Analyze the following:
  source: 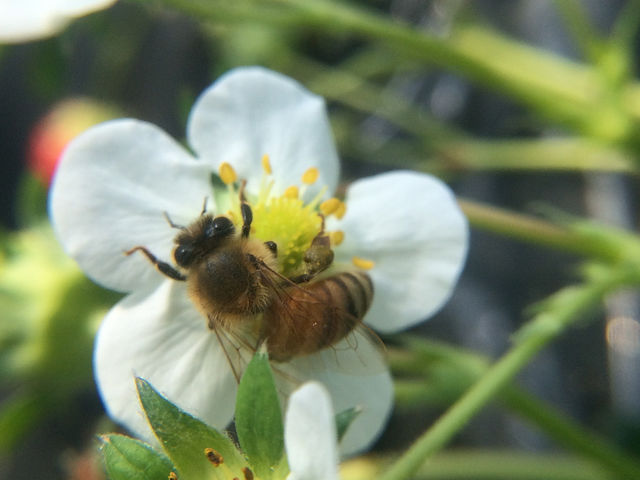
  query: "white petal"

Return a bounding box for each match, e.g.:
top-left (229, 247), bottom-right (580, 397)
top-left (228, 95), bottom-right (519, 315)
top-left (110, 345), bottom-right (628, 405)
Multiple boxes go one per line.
top-left (278, 330), bottom-right (393, 456)
top-left (285, 382), bottom-right (338, 480)
top-left (0, 0), bottom-right (117, 43)
top-left (334, 171), bottom-right (468, 333)
top-left (94, 280), bottom-right (237, 440)
top-left (57, 0), bottom-right (117, 15)
top-left (50, 119), bottom-right (213, 293)
top-left (187, 66), bottom-right (339, 199)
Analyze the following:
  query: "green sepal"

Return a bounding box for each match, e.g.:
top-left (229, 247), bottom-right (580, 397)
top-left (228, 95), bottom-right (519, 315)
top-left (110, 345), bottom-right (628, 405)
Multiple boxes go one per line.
top-left (100, 434), bottom-right (174, 480)
top-left (135, 377), bottom-right (247, 480)
top-left (336, 406), bottom-right (362, 442)
top-left (235, 352), bottom-right (284, 479)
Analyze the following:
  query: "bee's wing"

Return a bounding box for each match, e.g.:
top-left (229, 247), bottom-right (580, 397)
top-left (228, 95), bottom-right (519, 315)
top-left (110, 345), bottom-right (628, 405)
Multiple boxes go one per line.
top-left (290, 325), bottom-right (386, 375)
top-left (271, 326), bottom-right (389, 401)
top-left (207, 315), bottom-right (257, 383)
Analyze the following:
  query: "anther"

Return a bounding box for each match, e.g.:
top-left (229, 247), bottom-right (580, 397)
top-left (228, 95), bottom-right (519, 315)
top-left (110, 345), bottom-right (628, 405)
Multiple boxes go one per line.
top-left (352, 256), bottom-right (375, 270)
top-left (219, 162), bottom-right (237, 185)
top-left (204, 448), bottom-right (224, 466)
top-left (283, 185), bottom-right (299, 199)
top-left (329, 230), bottom-right (344, 246)
top-left (320, 197), bottom-right (341, 216)
top-left (301, 167), bottom-right (319, 185)
top-left (334, 200), bottom-right (347, 219)
top-left (261, 154), bottom-right (272, 175)
top-left (168, 473), bottom-right (178, 480)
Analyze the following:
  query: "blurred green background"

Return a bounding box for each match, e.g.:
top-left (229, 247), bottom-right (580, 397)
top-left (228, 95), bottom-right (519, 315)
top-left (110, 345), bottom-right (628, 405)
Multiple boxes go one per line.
top-left (3, 1), bottom-right (640, 479)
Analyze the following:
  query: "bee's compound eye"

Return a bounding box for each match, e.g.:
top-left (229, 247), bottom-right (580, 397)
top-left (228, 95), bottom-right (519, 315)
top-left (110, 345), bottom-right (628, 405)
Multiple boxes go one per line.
top-left (207, 216), bottom-right (234, 238)
top-left (174, 244), bottom-right (194, 267)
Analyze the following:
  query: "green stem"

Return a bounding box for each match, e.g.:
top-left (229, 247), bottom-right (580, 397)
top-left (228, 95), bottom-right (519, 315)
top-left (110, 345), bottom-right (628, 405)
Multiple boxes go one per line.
top-left (458, 199), bottom-right (621, 261)
top-left (378, 267), bottom-right (636, 480)
top-left (440, 138), bottom-right (636, 173)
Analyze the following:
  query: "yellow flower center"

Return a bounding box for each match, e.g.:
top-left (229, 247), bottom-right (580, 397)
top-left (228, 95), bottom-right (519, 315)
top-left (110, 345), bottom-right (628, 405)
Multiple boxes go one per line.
top-left (218, 157), bottom-right (374, 276)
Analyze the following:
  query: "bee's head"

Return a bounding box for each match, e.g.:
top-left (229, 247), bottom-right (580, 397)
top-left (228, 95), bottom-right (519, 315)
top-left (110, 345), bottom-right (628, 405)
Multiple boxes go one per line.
top-left (173, 214), bottom-right (236, 268)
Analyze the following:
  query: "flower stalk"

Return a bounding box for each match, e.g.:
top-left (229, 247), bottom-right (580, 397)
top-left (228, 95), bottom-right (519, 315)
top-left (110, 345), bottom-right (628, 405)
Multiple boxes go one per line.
top-left (458, 199), bottom-right (640, 262)
top-left (379, 263), bottom-right (640, 480)
top-left (391, 338), bottom-right (640, 480)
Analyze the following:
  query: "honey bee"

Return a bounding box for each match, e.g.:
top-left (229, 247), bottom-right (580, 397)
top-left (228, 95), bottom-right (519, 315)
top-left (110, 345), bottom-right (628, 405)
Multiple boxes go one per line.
top-left (125, 197), bottom-right (374, 367)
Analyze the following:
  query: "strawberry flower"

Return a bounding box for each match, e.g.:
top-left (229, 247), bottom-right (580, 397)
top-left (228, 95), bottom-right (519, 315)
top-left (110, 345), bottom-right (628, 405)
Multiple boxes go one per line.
top-left (49, 66), bottom-right (468, 455)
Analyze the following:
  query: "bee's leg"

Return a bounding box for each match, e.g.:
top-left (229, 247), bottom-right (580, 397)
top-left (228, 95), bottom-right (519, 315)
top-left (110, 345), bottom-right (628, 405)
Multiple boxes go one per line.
top-left (125, 246), bottom-right (186, 281)
top-left (163, 212), bottom-right (185, 230)
top-left (241, 203), bottom-right (253, 238)
top-left (303, 233), bottom-right (334, 277)
top-left (289, 216), bottom-right (334, 283)
top-left (317, 212), bottom-right (326, 234)
top-left (237, 180), bottom-right (253, 238)
top-left (289, 273), bottom-right (311, 284)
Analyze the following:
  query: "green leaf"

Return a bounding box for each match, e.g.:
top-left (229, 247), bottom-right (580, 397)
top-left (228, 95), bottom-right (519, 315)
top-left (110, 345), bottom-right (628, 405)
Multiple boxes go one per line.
top-left (235, 352), bottom-right (284, 479)
top-left (136, 378), bottom-right (247, 480)
top-left (100, 434), bottom-right (174, 480)
top-left (335, 406), bottom-right (362, 442)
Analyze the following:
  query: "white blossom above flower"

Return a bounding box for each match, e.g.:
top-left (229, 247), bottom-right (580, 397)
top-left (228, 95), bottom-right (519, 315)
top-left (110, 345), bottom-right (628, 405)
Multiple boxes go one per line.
top-left (0, 0), bottom-right (117, 44)
top-left (49, 66), bottom-right (468, 456)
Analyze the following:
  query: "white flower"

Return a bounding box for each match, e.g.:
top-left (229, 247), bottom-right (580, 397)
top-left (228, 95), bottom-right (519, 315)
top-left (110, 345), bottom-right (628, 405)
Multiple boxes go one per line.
top-left (0, 0), bottom-right (116, 44)
top-left (49, 66), bottom-right (468, 456)
top-left (285, 382), bottom-right (339, 480)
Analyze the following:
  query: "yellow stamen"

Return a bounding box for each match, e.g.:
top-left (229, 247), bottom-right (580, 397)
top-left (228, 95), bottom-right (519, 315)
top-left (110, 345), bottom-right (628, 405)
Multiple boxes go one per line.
top-left (261, 154), bottom-right (272, 175)
top-left (168, 472), bottom-right (178, 480)
top-left (219, 162), bottom-right (237, 185)
top-left (334, 200), bottom-right (347, 219)
top-left (329, 230), bottom-right (344, 246)
top-left (352, 256), bottom-right (375, 270)
top-left (320, 197), bottom-right (340, 216)
top-left (302, 167), bottom-right (319, 185)
top-left (283, 185), bottom-right (299, 199)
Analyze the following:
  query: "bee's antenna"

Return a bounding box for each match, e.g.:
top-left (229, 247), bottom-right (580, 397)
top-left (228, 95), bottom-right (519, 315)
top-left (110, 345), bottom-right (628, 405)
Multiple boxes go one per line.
top-left (200, 197), bottom-right (209, 216)
top-left (163, 212), bottom-right (185, 230)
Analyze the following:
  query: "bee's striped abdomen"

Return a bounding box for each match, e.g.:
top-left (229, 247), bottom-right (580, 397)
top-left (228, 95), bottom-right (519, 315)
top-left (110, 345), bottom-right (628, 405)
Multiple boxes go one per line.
top-left (264, 270), bottom-right (374, 361)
